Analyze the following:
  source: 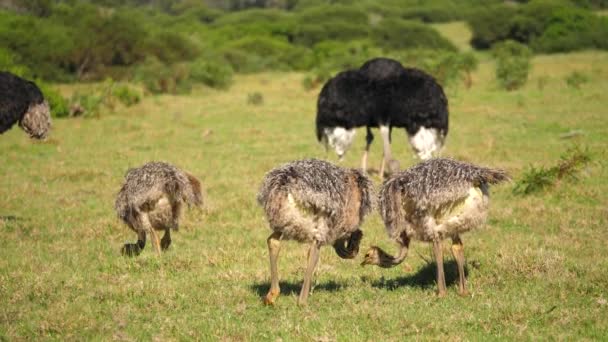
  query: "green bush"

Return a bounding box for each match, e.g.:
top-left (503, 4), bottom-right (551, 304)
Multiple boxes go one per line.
top-left (468, 0), bottom-right (608, 52)
top-left (0, 47), bottom-right (31, 77)
top-left (247, 92), bottom-right (264, 105)
top-left (493, 40), bottom-right (532, 90)
top-left (372, 19), bottom-right (457, 52)
top-left (468, 5), bottom-right (519, 49)
top-left (112, 84), bottom-right (142, 106)
top-left (134, 57), bottom-right (192, 95)
top-left (69, 92), bottom-right (104, 117)
top-left (565, 71), bottom-right (589, 89)
top-left (293, 5), bottom-right (370, 46)
top-left (220, 36), bottom-right (311, 73)
top-left (37, 82), bottom-right (69, 118)
top-left (312, 40), bottom-right (382, 71)
top-left (400, 5), bottom-right (469, 23)
top-left (189, 58), bottom-right (234, 89)
top-left (531, 7), bottom-right (608, 52)
top-left (513, 146), bottom-right (591, 195)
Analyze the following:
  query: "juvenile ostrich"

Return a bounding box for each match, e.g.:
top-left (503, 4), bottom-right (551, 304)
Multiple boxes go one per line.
top-left (257, 159), bottom-right (374, 305)
top-left (316, 58), bottom-right (448, 175)
top-left (0, 71), bottom-right (51, 139)
top-left (115, 161), bottom-right (202, 256)
top-left (361, 158), bottom-right (509, 296)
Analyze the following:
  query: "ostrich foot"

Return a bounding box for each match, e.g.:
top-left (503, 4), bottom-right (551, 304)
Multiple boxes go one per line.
top-left (458, 289), bottom-right (469, 297)
top-left (263, 289), bottom-right (280, 305)
top-left (436, 290), bottom-right (447, 298)
top-left (160, 235), bottom-right (171, 250)
top-left (121, 243), bottom-right (141, 257)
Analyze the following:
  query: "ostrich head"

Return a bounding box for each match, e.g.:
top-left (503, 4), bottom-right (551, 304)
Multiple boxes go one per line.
top-left (321, 127), bottom-right (356, 161)
top-left (361, 245), bottom-right (408, 268)
top-left (19, 100), bottom-right (51, 139)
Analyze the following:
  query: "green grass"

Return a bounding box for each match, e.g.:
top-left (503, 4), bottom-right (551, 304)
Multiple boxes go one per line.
top-left (1, 47), bottom-right (608, 340)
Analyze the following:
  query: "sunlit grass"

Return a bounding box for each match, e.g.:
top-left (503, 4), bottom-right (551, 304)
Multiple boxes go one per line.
top-left (1, 45), bottom-right (608, 340)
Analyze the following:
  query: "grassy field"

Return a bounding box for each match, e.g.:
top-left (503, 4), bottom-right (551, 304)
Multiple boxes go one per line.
top-left (2, 27), bottom-right (608, 339)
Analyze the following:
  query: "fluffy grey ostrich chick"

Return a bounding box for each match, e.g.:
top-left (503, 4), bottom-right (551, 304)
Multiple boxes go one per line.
top-left (115, 162), bottom-right (202, 256)
top-left (257, 159), bottom-right (374, 305)
top-left (0, 71), bottom-right (51, 139)
top-left (361, 158), bottom-right (509, 297)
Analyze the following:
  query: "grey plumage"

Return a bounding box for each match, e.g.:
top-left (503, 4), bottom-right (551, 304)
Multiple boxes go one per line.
top-left (257, 158), bottom-right (374, 244)
top-left (257, 158), bottom-right (374, 305)
top-left (363, 158), bottom-right (509, 296)
top-left (115, 161), bottom-right (202, 256)
top-left (379, 158), bottom-right (509, 241)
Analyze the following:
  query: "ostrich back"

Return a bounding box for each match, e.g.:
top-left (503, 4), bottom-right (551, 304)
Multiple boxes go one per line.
top-left (387, 68), bottom-right (449, 137)
top-left (115, 162), bottom-right (202, 224)
top-left (257, 159), bottom-right (374, 243)
top-left (360, 57), bottom-right (404, 81)
top-left (379, 158), bottom-right (509, 241)
top-left (315, 70), bottom-right (379, 141)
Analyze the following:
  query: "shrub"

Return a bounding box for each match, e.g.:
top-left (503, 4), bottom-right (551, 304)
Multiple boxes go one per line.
top-left (302, 67), bottom-right (333, 90)
top-left (189, 58), bottom-right (234, 89)
top-left (493, 40), bottom-right (532, 90)
top-left (134, 57), bottom-right (192, 94)
top-left (69, 92), bottom-right (105, 117)
top-left (531, 7), bottom-right (608, 52)
top-left (112, 84), bottom-right (142, 106)
top-left (565, 71), bottom-right (589, 89)
top-left (220, 36), bottom-right (311, 73)
top-left (247, 92), bottom-right (264, 105)
top-left (0, 47), bottom-right (31, 77)
top-left (468, 5), bottom-right (519, 49)
top-left (37, 82), bottom-right (69, 118)
top-left (312, 40), bottom-right (382, 71)
top-left (372, 19), bottom-right (457, 52)
top-left (468, 0), bottom-right (608, 52)
top-left (513, 146), bottom-right (591, 195)
top-left (293, 5), bottom-right (370, 46)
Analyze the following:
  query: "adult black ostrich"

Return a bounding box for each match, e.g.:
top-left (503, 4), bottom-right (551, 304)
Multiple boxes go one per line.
top-left (316, 58), bottom-right (448, 176)
top-left (0, 72), bottom-right (51, 139)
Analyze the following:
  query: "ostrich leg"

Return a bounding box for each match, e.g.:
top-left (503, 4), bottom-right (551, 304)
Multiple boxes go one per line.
top-left (139, 213), bottom-right (161, 255)
top-left (433, 239), bottom-right (447, 297)
top-left (361, 126), bottom-right (374, 172)
top-left (451, 235), bottom-right (468, 296)
top-left (264, 231), bottom-right (282, 305)
top-left (121, 229), bottom-right (146, 256)
top-left (298, 240), bottom-right (321, 306)
top-left (379, 125), bottom-right (393, 177)
top-left (161, 228), bottom-right (171, 250)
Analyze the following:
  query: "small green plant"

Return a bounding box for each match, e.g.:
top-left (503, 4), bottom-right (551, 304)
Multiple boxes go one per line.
top-left (112, 84), bottom-right (141, 106)
top-left (189, 58), bottom-right (233, 89)
top-left (69, 92), bottom-right (104, 117)
top-left (302, 68), bottom-right (332, 90)
top-left (37, 82), bottom-right (70, 118)
top-left (247, 92), bottom-right (264, 105)
top-left (565, 71), bottom-right (589, 89)
top-left (493, 40), bottom-right (532, 90)
top-left (513, 146), bottom-right (591, 195)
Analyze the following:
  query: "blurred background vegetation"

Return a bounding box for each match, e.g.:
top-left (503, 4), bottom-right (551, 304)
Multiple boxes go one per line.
top-left (1, 0), bottom-right (607, 112)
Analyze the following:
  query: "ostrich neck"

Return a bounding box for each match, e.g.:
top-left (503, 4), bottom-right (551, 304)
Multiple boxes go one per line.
top-left (378, 243), bottom-right (409, 268)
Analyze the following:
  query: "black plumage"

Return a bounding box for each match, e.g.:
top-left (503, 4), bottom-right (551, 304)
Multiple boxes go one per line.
top-left (316, 58), bottom-right (448, 167)
top-left (0, 71), bottom-right (51, 139)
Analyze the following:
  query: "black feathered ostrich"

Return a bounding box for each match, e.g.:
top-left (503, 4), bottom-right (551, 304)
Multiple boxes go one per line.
top-left (0, 72), bottom-right (51, 139)
top-left (316, 58), bottom-right (448, 176)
